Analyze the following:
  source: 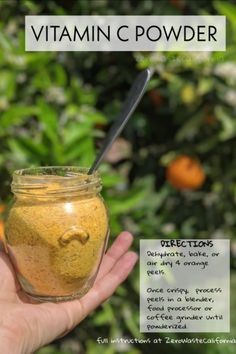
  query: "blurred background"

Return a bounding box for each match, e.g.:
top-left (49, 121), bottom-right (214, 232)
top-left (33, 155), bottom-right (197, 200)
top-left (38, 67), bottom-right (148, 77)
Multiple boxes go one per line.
top-left (1, 0), bottom-right (236, 353)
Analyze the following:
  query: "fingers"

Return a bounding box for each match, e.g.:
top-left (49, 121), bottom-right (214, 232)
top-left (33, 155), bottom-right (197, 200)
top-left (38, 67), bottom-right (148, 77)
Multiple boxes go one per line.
top-left (48, 231), bottom-right (138, 334)
top-left (65, 250), bottom-right (138, 323)
top-left (95, 231), bottom-right (134, 282)
top-left (0, 250), bottom-right (21, 294)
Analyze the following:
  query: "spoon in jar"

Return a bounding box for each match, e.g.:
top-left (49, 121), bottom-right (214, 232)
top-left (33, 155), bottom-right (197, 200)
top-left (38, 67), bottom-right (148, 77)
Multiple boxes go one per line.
top-left (88, 68), bottom-right (153, 175)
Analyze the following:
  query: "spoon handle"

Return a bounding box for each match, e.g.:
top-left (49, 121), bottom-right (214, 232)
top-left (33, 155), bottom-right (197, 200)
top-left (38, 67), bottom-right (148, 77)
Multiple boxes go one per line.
top-left (88, 68), bottom-right (153, 174)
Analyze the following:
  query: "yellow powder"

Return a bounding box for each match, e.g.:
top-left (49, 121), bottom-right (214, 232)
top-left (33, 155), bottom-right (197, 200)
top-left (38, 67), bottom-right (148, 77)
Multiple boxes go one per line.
top-left (5, 186), bottom-right (109, 298)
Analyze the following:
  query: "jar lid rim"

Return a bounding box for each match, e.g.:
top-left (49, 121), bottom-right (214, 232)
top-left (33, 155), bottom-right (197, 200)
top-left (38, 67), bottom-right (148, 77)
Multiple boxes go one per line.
top-left (14, 166), bottom-right (97, 176)
top-left (11, 166), bottom-right (101, 197)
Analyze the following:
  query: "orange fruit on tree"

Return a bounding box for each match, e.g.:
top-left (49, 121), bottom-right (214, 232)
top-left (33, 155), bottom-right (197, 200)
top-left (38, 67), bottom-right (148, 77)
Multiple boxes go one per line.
top-left (166, 155), bottom-right (205, 190)
top-left (0, 221), bottom-right (7, 252)
top-left (149, 89), bottom-right (164, 106)
top-left (0, 204), bottom-right (5, 214)
top-left (170, 0), bottom-right (185, 10)
top-left (204, 114), bottom-right (217, 126)
top-left (0, 204), bottom-right (6, 243)
top-left (0, 221), bottom-right (4, 240)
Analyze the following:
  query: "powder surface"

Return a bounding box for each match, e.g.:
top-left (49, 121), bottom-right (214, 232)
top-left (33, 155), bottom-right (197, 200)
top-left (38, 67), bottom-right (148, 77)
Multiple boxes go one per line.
top-left (5, 192), bottom-right (109, 298)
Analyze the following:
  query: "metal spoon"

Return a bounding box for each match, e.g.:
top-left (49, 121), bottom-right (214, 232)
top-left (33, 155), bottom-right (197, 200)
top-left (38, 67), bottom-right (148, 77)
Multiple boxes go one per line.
top-left (88, 68), bottom-right (153, 174)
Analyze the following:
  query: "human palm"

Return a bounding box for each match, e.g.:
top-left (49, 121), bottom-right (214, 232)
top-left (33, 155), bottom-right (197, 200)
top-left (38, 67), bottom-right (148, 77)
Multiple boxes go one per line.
top-left (0, 232), bottom-right (137, 354)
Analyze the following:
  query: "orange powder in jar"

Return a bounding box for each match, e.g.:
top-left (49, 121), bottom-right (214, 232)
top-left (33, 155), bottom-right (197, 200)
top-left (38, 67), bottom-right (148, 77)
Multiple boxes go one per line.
top-left (5, 167), bottom-right (109, 302)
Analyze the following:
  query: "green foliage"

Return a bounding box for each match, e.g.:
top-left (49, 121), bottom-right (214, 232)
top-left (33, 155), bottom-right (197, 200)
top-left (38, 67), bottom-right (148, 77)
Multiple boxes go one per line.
top-left (0, 1), bottom-right (236, 354)
top-left (36, 346), bottom-right (72, 354)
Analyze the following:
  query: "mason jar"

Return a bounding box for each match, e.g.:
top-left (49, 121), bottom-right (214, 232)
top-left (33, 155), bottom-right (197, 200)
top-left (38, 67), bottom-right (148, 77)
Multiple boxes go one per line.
top-left (4, 166), bottom-right (109, 302)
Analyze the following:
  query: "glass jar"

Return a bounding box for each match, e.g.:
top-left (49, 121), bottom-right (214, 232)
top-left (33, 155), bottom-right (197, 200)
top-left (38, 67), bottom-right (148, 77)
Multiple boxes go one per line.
top-left (5, 166), bottom-right (109, 302)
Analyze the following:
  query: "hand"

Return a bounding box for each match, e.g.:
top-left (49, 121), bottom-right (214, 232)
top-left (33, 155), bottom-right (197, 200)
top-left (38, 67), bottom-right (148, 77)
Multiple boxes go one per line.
top-left (0, 231), bottom-right (138, 354)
